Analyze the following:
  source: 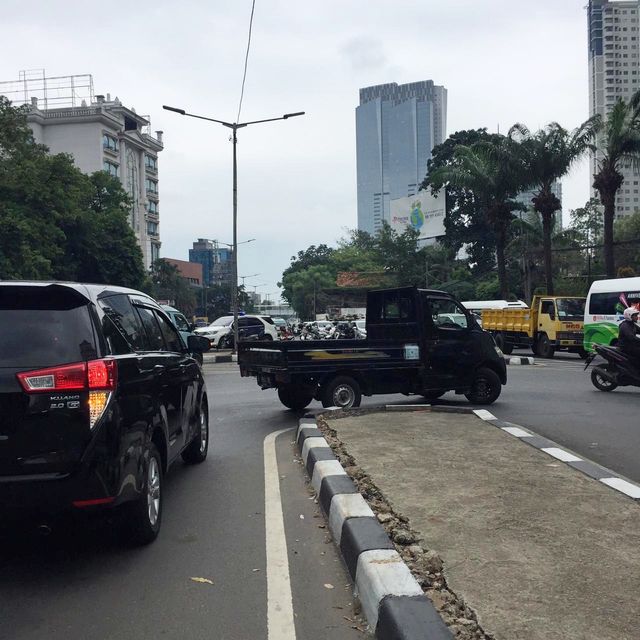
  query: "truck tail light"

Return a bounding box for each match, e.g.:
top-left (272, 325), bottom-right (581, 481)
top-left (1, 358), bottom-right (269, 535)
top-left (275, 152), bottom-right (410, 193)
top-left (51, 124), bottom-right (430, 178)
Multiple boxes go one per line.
top-left (17, 359), bottom-right (117, 429)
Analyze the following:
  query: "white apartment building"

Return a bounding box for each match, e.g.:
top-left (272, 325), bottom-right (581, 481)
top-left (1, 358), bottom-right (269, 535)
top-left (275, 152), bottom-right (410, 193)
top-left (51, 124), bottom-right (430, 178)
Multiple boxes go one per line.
top-left (588, 0), bottom-right (640, 216)
top-left (0, 72), bottom-right (163, 269)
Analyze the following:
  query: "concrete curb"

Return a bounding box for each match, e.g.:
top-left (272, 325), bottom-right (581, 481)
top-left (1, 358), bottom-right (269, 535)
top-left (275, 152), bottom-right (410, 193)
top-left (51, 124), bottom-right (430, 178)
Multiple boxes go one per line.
top-left (296, 419), bottom-right (453, 640)
top-left (202, 353), bottom-right (238, 364)
top-left (470, 409), bottom-right (640, 501)
top-left (504, 355), bottom-right (535, 365)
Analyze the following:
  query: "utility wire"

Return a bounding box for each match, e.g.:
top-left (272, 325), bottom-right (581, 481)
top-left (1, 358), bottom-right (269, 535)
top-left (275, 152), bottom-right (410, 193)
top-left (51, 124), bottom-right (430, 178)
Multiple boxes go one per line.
top-left (236, 0), bottom-right (256, 124)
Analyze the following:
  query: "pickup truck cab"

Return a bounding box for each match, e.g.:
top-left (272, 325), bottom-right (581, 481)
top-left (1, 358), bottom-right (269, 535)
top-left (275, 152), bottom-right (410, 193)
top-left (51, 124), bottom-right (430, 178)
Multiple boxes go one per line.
top-left (238, 287), bottom-right (506, 410)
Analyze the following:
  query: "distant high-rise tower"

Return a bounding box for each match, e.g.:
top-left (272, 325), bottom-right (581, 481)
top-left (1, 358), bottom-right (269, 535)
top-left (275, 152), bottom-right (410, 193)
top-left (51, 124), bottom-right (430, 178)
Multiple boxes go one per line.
top-left (588, 0), bottom-right (640, 216)
top-left (356, 81), bottom-right (447, 234)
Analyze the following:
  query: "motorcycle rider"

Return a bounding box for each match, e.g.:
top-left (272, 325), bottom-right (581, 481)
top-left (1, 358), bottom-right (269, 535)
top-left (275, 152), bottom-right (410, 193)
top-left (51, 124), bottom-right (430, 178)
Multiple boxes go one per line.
top-left (619, 307), bottom-right (640, 367)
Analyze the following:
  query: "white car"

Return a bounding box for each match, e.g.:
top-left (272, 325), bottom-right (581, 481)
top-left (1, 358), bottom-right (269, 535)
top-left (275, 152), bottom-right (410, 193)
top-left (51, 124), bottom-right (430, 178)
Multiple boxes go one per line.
top-left (195, 314), bottom-right (278, 349)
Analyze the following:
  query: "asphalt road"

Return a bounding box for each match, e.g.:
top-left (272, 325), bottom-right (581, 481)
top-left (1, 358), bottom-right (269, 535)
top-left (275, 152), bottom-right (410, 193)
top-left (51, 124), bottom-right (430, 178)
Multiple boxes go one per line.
top-left (2, 353), bottom-right (638, 640)
top-left (0, 365), bottom-right (363, 640)
top-left (359, 350), bottom-right (640, 484)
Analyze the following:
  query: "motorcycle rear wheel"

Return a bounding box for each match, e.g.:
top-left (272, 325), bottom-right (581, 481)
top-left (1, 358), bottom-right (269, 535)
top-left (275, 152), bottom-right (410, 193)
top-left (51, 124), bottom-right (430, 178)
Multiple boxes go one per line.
top-left (591, 368), bottom-right (617, 392)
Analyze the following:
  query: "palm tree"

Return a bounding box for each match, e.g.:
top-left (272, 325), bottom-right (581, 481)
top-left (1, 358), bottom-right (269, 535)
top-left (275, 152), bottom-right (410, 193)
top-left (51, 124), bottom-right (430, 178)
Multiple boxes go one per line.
top-left (592, 90), bottom-right (640, 276)
top-left (509, 120), bottom-right (598, 294)
top-left (428, 138), bottom-right (526, 298)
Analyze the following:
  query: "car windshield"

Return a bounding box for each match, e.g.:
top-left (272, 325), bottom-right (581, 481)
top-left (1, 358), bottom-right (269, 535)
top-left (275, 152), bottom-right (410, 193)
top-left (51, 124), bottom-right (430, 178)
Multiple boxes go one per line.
top-left (556, 299), bottom-right (585, 321)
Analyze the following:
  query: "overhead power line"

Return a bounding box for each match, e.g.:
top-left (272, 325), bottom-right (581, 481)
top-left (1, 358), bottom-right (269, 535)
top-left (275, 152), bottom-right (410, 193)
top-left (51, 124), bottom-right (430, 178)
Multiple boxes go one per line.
top-left (236, 0), bottom-right (256, 124)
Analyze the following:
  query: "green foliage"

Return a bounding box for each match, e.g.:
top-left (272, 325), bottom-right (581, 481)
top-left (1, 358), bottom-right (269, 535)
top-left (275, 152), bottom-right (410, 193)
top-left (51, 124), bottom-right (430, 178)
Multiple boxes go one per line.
top-left (426, 135), bottom-right (527, 298)
top-left (147, 260), bottom-right (197, 315)
top-left (509, 119), bottom-right (598, 295)
top-left (0, 97), bottom-right (146, 286)
top-left (422, 129), bottom-right (502, 274)
top-left (569, 198), bottom-right (603, 246)
top-left (592, 90), bottom-right (640, 275)
top-left (613, 211), bottom-right (640, 273)
top-left (280, 264), bottom-right (336, 319)
top-left (475, 277), bottom-right (501, 299)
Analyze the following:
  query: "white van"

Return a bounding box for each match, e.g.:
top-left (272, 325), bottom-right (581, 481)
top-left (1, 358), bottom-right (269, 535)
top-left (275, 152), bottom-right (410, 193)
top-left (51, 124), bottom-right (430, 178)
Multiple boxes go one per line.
top-left (460, 300), bottom-right (529, 313)
top-left (584, 277), bottom-right (640, 351)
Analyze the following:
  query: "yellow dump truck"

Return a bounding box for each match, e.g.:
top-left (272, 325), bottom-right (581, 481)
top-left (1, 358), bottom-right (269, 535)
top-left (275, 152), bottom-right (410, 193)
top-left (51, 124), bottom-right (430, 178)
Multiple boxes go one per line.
top-left (481, 296), bottom-right (586, 359)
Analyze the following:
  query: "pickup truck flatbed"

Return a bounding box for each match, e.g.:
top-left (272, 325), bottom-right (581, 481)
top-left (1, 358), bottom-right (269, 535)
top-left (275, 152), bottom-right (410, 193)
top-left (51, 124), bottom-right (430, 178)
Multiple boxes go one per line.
top-left (239, 287), bottom-right (507, 410)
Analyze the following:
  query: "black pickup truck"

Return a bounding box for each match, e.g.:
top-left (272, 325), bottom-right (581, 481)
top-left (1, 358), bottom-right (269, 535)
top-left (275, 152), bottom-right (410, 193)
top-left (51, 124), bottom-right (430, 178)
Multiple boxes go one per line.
top-left (238, 287), bottom-right (507, 410)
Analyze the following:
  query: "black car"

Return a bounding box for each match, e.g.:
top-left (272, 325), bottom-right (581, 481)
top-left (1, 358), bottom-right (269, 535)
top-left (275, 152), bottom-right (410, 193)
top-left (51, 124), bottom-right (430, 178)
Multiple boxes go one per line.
top-left (0, 282), bottom-right (210, 544)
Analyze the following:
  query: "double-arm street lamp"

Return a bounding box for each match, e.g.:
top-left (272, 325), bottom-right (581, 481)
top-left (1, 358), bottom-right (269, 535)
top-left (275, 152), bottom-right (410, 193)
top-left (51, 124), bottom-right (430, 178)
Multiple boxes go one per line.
top-left (163, 104), bottom-right (305, 351)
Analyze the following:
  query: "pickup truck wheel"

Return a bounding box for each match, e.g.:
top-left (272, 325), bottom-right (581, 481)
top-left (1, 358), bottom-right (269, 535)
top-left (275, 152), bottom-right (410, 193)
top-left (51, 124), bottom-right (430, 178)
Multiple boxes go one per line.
top-left (501, 341), bottom-right (513, 355)
top-left (321, 376), bottom-right (362, 409)
top-left (537, 334), bottom-right (555, 359)
top-left (465, 367), bottom-right (501, 405)
top-left (277, 386), bottom-right (313, 410)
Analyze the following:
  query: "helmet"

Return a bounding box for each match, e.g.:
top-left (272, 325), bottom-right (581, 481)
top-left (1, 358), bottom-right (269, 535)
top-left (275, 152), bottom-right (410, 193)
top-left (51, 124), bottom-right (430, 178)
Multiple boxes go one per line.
top-left (623, 307), bottom-right (639, 321)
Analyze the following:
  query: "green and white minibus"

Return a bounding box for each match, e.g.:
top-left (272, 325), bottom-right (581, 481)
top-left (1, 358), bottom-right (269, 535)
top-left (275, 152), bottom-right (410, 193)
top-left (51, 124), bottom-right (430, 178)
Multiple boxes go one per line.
top-left (584, 277), bottom-right (640, 351)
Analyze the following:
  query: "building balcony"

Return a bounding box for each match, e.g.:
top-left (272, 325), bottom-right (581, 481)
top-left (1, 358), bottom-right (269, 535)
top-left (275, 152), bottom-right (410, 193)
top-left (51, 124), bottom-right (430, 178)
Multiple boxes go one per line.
top-left (146, 189), bottom-right (159, 200)
top-left (145, 165), bottom-right (158, 175)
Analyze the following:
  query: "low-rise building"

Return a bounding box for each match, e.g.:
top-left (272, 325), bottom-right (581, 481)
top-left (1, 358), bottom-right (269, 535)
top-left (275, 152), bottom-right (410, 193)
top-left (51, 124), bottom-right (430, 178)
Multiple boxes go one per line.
top-left (0, 71), bottom-right (163, 269)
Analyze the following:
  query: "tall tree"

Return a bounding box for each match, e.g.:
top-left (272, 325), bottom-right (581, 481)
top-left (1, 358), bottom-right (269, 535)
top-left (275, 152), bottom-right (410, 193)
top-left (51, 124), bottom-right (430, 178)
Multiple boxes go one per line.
top-left (509, 120), bottom-right (598, 294)
top-left (423, 129), bottom-right (503, 276)
top-left (148, 260), bottom-right (197, 314)
top-left (592, 90), bottom-right (640, 276)
top-left (427, 137), bottom-right (526, 298)
top-left (0, 97), bottom-right (146, 285)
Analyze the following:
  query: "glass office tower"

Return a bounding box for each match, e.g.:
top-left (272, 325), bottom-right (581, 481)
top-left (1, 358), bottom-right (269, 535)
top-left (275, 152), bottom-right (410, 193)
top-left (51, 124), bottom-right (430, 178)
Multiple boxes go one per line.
top-left (356, 81), bottom-right (447, 234)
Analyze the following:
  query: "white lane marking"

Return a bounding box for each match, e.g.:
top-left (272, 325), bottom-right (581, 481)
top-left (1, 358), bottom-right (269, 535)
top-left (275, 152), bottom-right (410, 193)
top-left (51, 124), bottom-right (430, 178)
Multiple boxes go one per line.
top-left (301, 437), bottom-right (330, 466)
top-left (502, 426), bottom-right (533, 438)
top-left (600, 477), bottom-right (640, 499)
top-left (328, 494), bottom-right (375, 545)
top-left (541, 447), bottom-right (582, 463)
top-left (264, 429), bottom-right (297, 640)
top-left (355, 549), bottom-right (423, 629)
top-left (473, 409), bottom-right (497, 421)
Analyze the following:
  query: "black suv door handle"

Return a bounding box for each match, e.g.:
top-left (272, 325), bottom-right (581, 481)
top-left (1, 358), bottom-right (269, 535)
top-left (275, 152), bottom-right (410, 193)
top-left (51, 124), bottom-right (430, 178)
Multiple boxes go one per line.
top-left (140, 363), bottom-right (166, 374)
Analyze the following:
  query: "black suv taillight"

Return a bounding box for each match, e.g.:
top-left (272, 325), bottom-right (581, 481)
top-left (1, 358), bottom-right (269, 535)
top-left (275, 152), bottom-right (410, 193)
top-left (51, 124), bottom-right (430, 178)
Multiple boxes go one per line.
top-left (17, 359), bottom-right (117, 429)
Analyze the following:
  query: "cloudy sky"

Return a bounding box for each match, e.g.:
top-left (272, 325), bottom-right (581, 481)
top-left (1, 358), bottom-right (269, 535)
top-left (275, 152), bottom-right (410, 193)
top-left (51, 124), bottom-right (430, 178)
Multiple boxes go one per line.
top-left (2, 0), bottom-right (592, 301)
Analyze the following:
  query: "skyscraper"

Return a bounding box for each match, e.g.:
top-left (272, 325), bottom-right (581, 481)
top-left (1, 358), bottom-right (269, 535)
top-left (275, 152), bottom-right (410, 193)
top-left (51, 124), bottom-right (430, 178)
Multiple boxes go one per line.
top-left (588, 0), bottom-right (640, 215)
top-left (189, 239), bottom-right (233, 287)
top-left (356, 81), bottom-right (447, 234)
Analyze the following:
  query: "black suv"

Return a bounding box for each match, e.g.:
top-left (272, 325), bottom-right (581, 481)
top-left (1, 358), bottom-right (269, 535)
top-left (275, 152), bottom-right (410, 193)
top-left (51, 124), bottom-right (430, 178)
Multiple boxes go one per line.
top-left (0, 282), bottom-right (210, 544)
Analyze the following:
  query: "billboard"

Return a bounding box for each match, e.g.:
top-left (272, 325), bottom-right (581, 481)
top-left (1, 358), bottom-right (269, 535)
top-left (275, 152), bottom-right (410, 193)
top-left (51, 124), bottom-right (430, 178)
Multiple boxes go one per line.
top-left (389, 191), bottom-right (446, 240)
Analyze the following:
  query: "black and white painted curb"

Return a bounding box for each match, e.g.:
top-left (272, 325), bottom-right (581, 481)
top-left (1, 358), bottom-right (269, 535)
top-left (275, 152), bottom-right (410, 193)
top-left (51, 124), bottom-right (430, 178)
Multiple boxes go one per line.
top-left (471, 408), bottom-right (640, 501)
top-left (202, 353), bottom-right (237, 364)
top-left (504, 355), bottom-right (535, 365)
top-left (296, 418), bottom-right (453, 640)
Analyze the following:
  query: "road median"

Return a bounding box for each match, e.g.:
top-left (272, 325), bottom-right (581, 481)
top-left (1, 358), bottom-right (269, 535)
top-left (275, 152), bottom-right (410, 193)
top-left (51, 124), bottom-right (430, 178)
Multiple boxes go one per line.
top-left (306, 408), bottom-right (640, 640)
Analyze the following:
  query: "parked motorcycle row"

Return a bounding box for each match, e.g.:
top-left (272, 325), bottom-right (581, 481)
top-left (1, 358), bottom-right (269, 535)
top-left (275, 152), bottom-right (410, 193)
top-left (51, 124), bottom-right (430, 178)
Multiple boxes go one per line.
top-left (278, 320), bottom-right (366, 341)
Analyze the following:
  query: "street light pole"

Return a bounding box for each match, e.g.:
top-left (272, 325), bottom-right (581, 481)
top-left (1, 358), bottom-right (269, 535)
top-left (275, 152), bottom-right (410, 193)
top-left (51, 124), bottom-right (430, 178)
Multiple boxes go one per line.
top-left (232, 125), bottom-right (240, 351)
top-left (163, 105), bottom-right (304, 353)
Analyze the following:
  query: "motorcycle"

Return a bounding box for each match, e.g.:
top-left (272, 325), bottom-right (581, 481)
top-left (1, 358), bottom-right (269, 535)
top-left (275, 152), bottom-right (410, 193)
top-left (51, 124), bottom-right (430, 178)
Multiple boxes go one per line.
top-left (584, 343), bottom-right (640, 392)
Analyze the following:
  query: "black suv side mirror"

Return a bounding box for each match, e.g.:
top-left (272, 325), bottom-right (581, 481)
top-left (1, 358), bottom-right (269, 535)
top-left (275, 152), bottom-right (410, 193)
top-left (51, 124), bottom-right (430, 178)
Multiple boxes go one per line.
top-left (187, 335), bottom-right (211, 353)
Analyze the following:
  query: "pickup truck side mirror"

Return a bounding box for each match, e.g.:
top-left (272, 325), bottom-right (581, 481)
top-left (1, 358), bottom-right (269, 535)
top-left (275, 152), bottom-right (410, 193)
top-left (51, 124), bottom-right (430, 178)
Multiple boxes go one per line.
top-left (187, 335), bottom-right (211, 353)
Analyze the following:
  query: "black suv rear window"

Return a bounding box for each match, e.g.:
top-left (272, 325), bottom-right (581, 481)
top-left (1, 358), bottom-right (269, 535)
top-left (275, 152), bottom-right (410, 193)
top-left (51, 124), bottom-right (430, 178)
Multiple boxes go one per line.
top-left (0, 286), bottom-right (97, 368)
